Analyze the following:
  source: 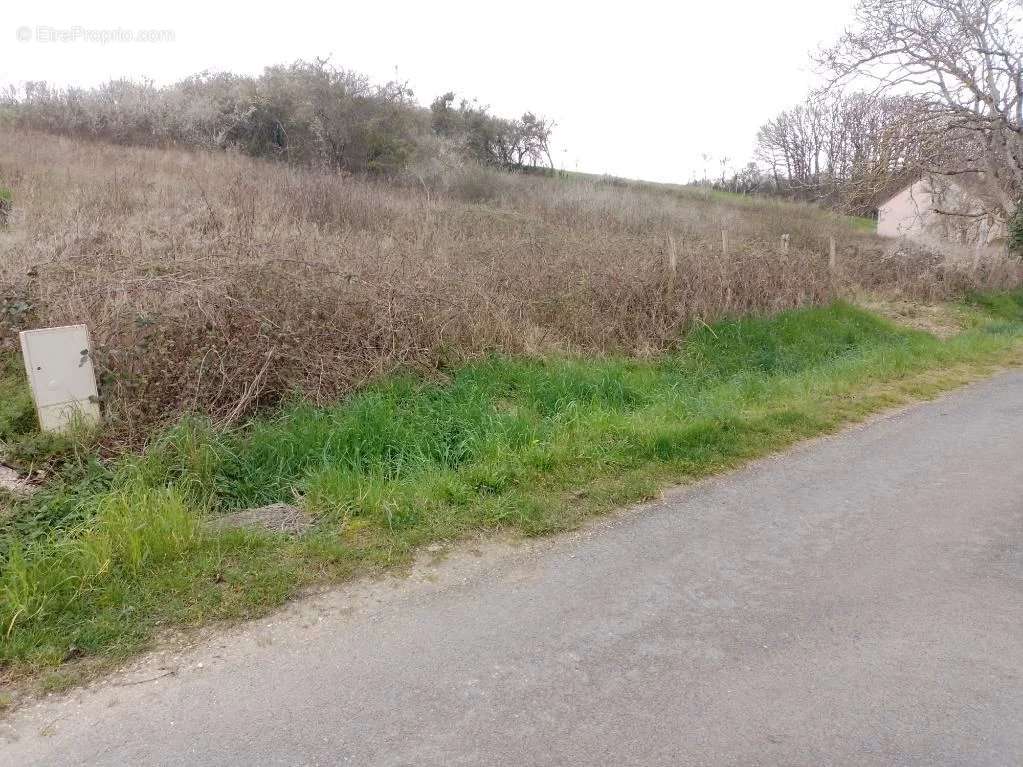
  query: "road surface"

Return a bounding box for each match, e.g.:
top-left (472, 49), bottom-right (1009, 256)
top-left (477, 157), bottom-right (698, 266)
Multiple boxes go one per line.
top-left (4, 372), bottom-right (1022, 766)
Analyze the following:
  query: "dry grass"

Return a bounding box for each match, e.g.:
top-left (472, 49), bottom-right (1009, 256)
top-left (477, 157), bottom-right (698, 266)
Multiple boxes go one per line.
top-left (1, 128), bottom-right (1020, 443)
top-left (854, 295), bottom-right (972, 338)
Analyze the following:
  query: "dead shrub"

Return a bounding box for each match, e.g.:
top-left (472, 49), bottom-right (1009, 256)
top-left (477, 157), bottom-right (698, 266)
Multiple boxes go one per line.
top-left (444, 164), bottom-right (511, 204)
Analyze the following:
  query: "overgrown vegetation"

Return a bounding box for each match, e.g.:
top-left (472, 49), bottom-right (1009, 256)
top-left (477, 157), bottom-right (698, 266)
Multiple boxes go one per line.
top-left (0, 356), bottom-right (34, 445)
top-left (0, 356), bottom-right (87, 476)
top-left (2, 298), bottom-right (1023, 683)
top-left (2, 129), bottom-right (1019, 446)
top-left (2, 59), bottom-right (552, 176)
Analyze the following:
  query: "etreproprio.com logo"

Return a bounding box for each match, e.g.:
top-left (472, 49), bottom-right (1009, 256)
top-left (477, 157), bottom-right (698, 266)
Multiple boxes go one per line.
top-left (15, 25), bottom-right (176, 44)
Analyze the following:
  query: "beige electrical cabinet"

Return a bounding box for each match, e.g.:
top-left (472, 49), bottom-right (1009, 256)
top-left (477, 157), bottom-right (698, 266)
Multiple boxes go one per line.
top-left (19, 325), bottom-right (102, 433)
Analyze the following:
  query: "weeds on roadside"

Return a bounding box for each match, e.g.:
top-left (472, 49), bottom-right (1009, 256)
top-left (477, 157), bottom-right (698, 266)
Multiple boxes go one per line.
top-left (3, 299), bottom-right (1023, 678)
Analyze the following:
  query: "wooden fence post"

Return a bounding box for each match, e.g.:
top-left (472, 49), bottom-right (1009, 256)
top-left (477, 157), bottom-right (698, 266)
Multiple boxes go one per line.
top-left (721, 229), bottom-right (728, 257)
top-left (667, 232), bottom-right (678, 272)
top-left (666, 232), bottom-right (678, 292)
top-left (829, 237), bottom-right (837, 272)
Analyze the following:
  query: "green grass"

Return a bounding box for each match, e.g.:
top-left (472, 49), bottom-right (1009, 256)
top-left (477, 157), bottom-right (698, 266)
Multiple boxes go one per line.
top-left (0, 356), bottom-right (83, 473)
top-left (666, 186), bottom-right (875, 234)
top-left (0, 356), bottom-right (35, 442)
top-left (965, 290), bottom-right (1023, 323)
top-left (696, 188), bottom-right (876, 233)
top-left (549, 169), bottom-right (875, 233)
top-left (3, 297), bottom-right (1023, 682)
top-left (847, 214), bottom-right (877, 233)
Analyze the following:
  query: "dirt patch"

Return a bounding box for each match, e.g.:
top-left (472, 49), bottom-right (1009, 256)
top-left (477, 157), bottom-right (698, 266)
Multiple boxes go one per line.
top-left (210, 503), bottom-right (312, 535)
top-left (857, 296), bottom-right (967, 339)
top-left (0, 464), bottom-right (36, 496)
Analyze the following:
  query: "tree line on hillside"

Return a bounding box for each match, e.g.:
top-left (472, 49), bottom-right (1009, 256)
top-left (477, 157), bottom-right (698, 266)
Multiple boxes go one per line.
top-left (2, 59), bottom-right (554, 177)
top-left (712, 91), bottom-right (943, 217)
top-left (719, 0), bottom-right (1022, 250)
top-left (749, 92), bottom-right (933, 217)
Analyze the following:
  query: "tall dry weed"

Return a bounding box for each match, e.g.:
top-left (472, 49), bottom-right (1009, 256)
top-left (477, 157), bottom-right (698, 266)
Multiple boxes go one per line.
top-left (1, 129), bottom-right (1018, 443)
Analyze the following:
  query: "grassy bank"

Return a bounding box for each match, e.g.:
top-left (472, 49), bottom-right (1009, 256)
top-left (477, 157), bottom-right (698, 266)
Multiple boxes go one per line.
top-left (2, 297), bottom-right (1023, 688)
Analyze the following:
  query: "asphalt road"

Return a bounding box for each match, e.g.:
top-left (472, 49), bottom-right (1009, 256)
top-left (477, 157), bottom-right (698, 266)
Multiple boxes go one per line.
top-left (4, 372), bottom-right (1023, 766)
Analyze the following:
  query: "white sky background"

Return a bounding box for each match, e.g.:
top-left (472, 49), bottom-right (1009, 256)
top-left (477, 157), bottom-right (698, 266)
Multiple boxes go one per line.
top-left (3, 0), bottom-right (857, 183)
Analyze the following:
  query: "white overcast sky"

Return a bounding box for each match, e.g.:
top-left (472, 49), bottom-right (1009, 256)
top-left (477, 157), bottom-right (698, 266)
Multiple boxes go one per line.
top-left (3, 0), bottom-right (857, 183)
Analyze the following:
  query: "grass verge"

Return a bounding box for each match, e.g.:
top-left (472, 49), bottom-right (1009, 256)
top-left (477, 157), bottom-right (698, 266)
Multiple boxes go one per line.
top-left (2, 297), bottom-right (1023, 689)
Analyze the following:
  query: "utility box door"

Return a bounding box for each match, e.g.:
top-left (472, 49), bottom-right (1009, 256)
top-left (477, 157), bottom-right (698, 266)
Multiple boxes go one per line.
top-left (19, 325), bottom-right (101, 433)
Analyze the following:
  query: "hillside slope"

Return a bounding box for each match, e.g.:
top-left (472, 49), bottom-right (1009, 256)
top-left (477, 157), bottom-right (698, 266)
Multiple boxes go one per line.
top-left (0, 128), bottom-right (1018, 439)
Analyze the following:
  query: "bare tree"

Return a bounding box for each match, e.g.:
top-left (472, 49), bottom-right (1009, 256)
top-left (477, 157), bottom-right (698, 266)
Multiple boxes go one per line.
top-left (818, 0), bottom-right (1023, 221)
top-left (754, 92), bottom-right (928, 214)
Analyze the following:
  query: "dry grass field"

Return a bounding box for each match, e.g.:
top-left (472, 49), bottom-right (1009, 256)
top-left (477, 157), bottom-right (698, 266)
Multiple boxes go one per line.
top-left (1, 128), bottom-right (1019, 442)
